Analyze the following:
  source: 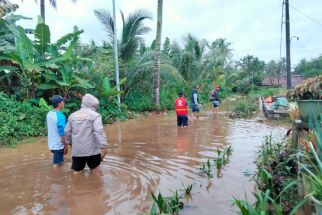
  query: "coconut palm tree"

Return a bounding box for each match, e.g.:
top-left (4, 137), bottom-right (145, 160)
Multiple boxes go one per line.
top-left (153, 0), bottom-right (163, 107)
top-left (208, 38), bottom-right (233, 67)
top-left (0, 0), bottom-right (19, 17)
top-left (94, 8), bottom-right (151, 63)
top-left (180, 34), bottom-right (207, 82)
top-left (34, 0), bottom-right (76, 23)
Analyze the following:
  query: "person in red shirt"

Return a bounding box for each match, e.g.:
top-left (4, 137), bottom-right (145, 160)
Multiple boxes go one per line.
top-left (175, 92), bottom-right (188, 127)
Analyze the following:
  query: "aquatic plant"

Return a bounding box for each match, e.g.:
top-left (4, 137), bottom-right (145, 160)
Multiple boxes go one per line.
top-left (150, 190), bottom-right (184, 215)
top-left (222, 145), bottom-right (233, 165)
top-left (199, 159), bottom-right (213, 178)
top-left (182, 183), bottom-right (193, 195)
top-left (225, 145), bottom-right (233, 157)
top-left (233, 188), bottom-right (305, 215)
top-left (215, 148), bottom-right (222, 157)
top-left (254, 134), bottom-right (299, 214)
top-left (215, 157), bottom-right (224, 178)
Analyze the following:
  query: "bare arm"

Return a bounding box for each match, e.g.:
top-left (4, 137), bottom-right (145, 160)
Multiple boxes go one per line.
top-left (64, 119), bottom-right (72, 146)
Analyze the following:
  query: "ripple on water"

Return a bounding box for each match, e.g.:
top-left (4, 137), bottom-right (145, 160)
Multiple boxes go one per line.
top-left (0, 113), bottom-right (288, 215)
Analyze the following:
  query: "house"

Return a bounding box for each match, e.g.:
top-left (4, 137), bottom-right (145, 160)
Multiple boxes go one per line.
top-left (262, 75), bottom-right (304, 88)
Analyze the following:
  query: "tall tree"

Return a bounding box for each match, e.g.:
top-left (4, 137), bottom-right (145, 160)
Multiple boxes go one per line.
top-left (94, 9), bottom-right (151, 63)
top-left (294, 56), bottom-right (322, 78)
top-left (0, 0), bottom-right (19, 17)
top-left (208, 38), bottom-right (232, 67)
top-left (153, 0), bottom-right (163, 107)
top-left (34, 0), bottom-right (76, 23)
top-left (236, 55), bottom-right (265, 88)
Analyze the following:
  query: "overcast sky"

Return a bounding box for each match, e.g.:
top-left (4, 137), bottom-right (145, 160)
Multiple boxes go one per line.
top-left (11, 0), bottom-right (322, 66)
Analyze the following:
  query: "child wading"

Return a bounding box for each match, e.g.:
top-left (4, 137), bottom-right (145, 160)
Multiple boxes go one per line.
top-left (175, 92), bottom-right (188, 127)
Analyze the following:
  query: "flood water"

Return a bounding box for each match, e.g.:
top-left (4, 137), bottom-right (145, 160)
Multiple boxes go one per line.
top-left (0, 108), bottom-right (287, 215)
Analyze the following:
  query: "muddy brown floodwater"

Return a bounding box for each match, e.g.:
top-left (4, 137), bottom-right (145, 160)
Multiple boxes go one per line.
top-left (0, 109), bottom-right (287, 215)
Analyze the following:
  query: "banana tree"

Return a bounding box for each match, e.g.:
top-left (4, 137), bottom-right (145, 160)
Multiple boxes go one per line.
top-left (98, 77), bottom-right (126, 98)
top-left (38, 67), bottom-right (94, 98)
top-left (0, 16), bottom-right (83, 98)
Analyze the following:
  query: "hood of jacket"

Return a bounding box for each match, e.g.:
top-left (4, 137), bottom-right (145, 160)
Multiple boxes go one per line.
top-left (81, 94), bottom-right (99, 111)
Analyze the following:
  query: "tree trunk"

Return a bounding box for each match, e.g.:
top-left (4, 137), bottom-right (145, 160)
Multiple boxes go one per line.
top-left (31, 70), bottom-right (36, 98)
top-left (40, 0), bottom-right (45, 22)
top-left (153, 0), bottom-right (163, 108)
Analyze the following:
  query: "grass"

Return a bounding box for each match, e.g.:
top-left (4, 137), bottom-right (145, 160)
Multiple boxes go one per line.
top-left (248, 88), bottom-right (286, 101)
top-left (232, 99), bottom-right (257, 118)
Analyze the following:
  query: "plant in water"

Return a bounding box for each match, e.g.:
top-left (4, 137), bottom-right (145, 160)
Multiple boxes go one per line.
top-left (150, 190), bottom-right (184, 215)
top-left (216, 157), bottom-right (224, 178)
top-left (182, 183), bottom-right (193, 195)
top-left (250, 134), bottom-right (302, 214)
top-left (225, 145), bottom-right (233, 157)
top-left (216, 148), bottom-right (222, 157)
top-left (233, 186), bottom-right (305, 215)
top-left (199, 159), bottom-right (213, 178)
top-left (222, 145), bottom-right (233, 165)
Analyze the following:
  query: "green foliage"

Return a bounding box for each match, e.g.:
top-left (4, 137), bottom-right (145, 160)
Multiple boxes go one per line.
top-left (248, 88), bottom-right (286, 100)
top-left (98, 98), bottom-right (128, 124)
top-left (254, 135), bottom-right (299, 214)
top-left (124, 89), bottom-right (154, 111)
top-left (182, 183), bottom-right (193, 195)
top-left (150, 191), bottom-right (183, 215)
top-left (1, 15), bottom-right (84, 98)
top-left (232, 99), bottom-right (257, 118)
top-left (0, 92), bottom-right (47, 146)
top-left (233, 134), bottom-right (306, 215)
top-left (300, 115), bottom-right (322, 203)
top-left (294, 56), bottom-right (322, 78)
top-left (199, 159), bottom-right (213, 178)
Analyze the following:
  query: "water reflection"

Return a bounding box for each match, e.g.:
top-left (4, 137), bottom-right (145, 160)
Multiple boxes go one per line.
top-left (176, 128), bottom-right (189, 153)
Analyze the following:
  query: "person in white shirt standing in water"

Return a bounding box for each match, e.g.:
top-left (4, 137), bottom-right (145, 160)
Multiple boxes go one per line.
top-left (46, 95), bottom-right (68, 168)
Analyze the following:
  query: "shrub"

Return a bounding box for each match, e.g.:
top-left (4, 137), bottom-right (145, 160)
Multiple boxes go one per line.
top-left (0, 92), bottom-right (47, 146)
top-left (233, 99), bottom-right (257, 118)
top-left (124, 89), bottom-right (154, 111)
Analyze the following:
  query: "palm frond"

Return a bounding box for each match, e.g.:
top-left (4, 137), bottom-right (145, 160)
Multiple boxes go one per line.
top-left (120, 9), bottom-right (151, 62)
top-left (94, 9), bottom-right (114, 40)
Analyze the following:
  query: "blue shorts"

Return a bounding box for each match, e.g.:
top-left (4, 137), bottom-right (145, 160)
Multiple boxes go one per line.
top-left (213, 101), bottom-right (220, 108)
top-left (177, 115), bottom-right (188, 127)
top-left (51, 149), bottom-right (64, 164)
top-left (192, 104), bottom-right (199, 113)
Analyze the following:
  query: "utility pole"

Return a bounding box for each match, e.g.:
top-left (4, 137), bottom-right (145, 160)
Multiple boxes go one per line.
top-left (285, 0), bottom-right (291, 89)
top-left (112, 0), bottom-right (120, 106)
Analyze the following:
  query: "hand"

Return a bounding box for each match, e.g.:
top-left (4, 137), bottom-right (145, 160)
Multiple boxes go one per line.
top-left (64, 145), bottom-right (68, 155)
top-left (101, 148), bottom-right (107, 159)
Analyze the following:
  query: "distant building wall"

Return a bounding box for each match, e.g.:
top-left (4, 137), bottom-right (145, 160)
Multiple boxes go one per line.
top-left (262, 75), bottom-right (304, 88)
